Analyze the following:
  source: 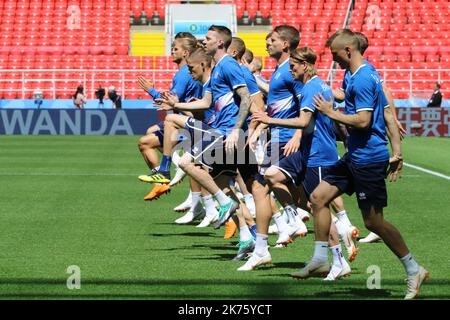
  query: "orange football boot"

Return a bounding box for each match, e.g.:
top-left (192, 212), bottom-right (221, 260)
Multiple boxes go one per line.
top-left (144, 184), bottom-right (171, 201)
top-left (223, 220), bottom-right (238, 239)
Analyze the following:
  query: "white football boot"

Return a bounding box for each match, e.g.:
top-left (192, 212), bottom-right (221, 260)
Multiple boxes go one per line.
top-left (359, 231), bottom-right (382, 243)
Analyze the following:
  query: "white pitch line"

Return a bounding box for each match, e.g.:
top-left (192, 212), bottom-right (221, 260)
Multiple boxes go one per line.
top-left (404, 163), bottom-right (450, 181)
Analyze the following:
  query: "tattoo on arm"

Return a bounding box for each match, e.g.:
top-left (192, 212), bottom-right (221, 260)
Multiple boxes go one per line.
top-left (234, 86), bottom-right (251, 129)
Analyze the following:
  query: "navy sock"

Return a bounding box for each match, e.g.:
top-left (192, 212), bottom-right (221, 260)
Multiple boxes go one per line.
top-left (249, 224), bottom-right (257, 240)
top-left (160, 155), bottom-right (172, 173)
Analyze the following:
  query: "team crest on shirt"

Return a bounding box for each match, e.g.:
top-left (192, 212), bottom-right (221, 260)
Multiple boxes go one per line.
top-left (274, 72), bottom-right (281, 80)
top-left (214, 71), bottom-right (219, 79)
top-left (358, 192), bottom-right (367, 200)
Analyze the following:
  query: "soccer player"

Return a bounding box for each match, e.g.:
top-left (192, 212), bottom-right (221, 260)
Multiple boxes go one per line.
top-left (238, 26), bottom-right (309, 271)
top-left (300, 29), bottom-right (428, 299)
top-left (150, 25), bottom-right (252, 236)
top-left (137, 32), bottom-right (203, 201)
top-left (252, 46), bottom-right (353, 280)
top-left (333, 31), bottom-right (406, 244)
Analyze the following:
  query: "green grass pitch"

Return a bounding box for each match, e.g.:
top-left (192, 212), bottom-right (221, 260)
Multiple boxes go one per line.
top-left (0, 135), bottom-right (449, 300)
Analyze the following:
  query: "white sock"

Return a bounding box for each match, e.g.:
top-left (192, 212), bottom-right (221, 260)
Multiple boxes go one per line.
top-left (214, 190), bottom-right (230, 206)
top-left (255, 233), bottom-right (269, 256)
top-left (182, 190), bottom-right (192, 204)
top-left (191, 192), bottom-right (202, 210)
top-left (336, 210), bottom-right (352, 228)
top-left (400, 253), bottom-right (420, 276)
top-left (239, 225), bottom-right (253, 242)
top-left (172, 150), bottom-right (181, 167)
top-left (202, 195), bottom-right (217, 217)
top-left (333, 216), bottom-right (347, 239)
top-left (273, 212), bottom-right (289, 233)
top-left (313, 241), bottom-right (328, 262)
top-left (243, 194), bottom-right (256, 216)
top-left (330, 244), bottom-right (345, 267)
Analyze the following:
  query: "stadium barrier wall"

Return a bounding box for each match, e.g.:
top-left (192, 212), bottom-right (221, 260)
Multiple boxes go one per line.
top-left (0, 99), bottom-right (155, 109)
top-left (0, 107), bottom-right (449, 137)
top-left (0, 108), bottom-right (163, 135)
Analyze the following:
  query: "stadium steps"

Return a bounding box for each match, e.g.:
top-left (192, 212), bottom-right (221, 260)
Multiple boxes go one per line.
top-left (237, 33), bottom-right (269, 60)
top-left (131, 33), bottom-right (166, 58)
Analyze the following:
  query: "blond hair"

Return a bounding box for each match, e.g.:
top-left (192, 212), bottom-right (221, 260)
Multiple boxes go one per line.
top-left (290, 47), bottom-right (318, 77)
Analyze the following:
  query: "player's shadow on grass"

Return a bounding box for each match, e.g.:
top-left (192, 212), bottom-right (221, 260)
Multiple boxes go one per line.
top-left (315, 287), bottom-right (393, 298)
top-left (146, 232), bottom-right (215, 237)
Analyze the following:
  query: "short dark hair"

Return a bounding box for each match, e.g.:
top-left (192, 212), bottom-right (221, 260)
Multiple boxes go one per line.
top-left (326, 29), bottom-right (360, 51)
top-left (273, 25), bottom-right (300, 51)
top-left (230, 37), bottom-right (246, 60)
top-left (436, 82), bottom-right (441, 89)
top-left (243, 49), bottom-right (254, 64)
top-left (187, 48), bottom-right (212, 68)
top-left (208, 25), bottom-right (232, 49)
top-left (354, 32), bottom-right (369, 55)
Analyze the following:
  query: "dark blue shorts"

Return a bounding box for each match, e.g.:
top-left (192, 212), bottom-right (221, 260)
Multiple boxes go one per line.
top-left (272, 150), bottom-right (304, 186)
top-left (154, 121), bottom-right (165, 146)
top-left (255, 141), bottom-right (288, 185)
top-left (302, 166), bottom-right (334, 198)
top-left (153, 120), bottom-right (187, 147)
top-left (259, 141), bottom-right (287, 173)
top-left (185, 119), bottom-right (237, 178)
top-left (322, 153), bottom-right (389, 210)
top-left (236, 145), bottom-right (259, 183)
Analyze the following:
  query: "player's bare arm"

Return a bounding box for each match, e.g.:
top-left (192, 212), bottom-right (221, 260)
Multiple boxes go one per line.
top-left (333, 88), bottom-right (345, 103)
top-left (224, 85), bottom-right (251, 152)
top-left (312, 93), bottom-right (372, 130)
top-left (384, 106), bottom-right (403, 182)
top-left (255, 76), bottom-right (270, 96)
top-left (156, 92), bottom-right (212, 111)
top-left (382, 82), bottom-right (406, 139)
top-left (252, 110), bottom-right (313, 129)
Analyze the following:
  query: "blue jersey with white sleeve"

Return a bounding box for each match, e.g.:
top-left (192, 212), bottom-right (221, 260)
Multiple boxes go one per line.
top-left (148, 64), bottom-right (203, 103)
top-left (341, 59), bottom-right (382, 92)
top-left (267, 59), bottom-right (303, 142)
top-left (204, 55), bottom-right (247, 136)
top-left (298, 76), bottom-right (339, 167)
top-left (239, 64), bottom-right (261, 126)
top-left (344, 64), bottom-right (390, 165)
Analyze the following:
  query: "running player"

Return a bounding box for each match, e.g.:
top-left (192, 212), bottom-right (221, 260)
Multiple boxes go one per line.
top-left (237, 26), bottom-right (309, 271)
top-left (251, 46), bottom-right (352, 279)
top-left (301, 29), bottom-right (428, 299)
top-left (333, 31), bottom-right (405, 244)
top-left (150, 25), bottom-right (252, 236)
top-left (137, 32), bottom-right (203, 201)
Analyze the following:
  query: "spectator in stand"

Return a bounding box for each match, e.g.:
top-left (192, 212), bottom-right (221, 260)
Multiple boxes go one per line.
top-left (108, 86), bottom-right (122, 109)
top-left (73, 85), bottom-right (87, 109)
top-left (427, 82), bottom-right (442, 107)
top-left (95, 85), bottom-right (106, 107)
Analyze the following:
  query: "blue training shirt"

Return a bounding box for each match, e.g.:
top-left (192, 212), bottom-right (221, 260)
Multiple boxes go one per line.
top-left (344, 64), bottom-right (390, 165)
top-left (267, 59), bottom-right (303, 143)
top-left (341, 59), bottom-right (383, 92)
top-left (239, 64), bottom-right (261, 127)
top-left (204, 54), bottom-right (247, 136)
top-left (148, 64), bottom-right (203, 103)
top-left (297, 76), bottom-right (339, 167)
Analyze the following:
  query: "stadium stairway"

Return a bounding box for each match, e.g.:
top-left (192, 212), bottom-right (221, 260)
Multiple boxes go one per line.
top-left (131, 33), bottom-right (166, 58)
